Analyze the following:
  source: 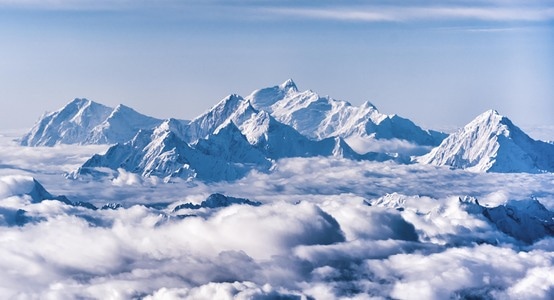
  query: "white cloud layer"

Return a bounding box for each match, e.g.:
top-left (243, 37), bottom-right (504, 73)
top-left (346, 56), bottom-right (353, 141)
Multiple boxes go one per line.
top-left (0, 134), bottom-right (553, 298)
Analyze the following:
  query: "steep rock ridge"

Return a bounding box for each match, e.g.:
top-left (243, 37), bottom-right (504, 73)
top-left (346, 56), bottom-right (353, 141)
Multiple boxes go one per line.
top-left (76, 122), bottom-right (272, 182)
top-left (20, 99), bottom-right (163, 146)
top-left (183, 94), bottom-right (255, 143)
top-left (246, 80), bottom-right (445, 145)
top-left (235, 109), bottom-right (373, 160)
top-left (73, 112), bottom-right (391, 182)
top-left (70, 90), bottom-right (405, 181)
top-left (419, 110), bottom-right (554, 173)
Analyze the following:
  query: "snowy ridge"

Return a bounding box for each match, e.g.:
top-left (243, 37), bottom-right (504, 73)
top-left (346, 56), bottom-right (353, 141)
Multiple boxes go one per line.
top-left (20, 98), bottom-right (164, 146)
top-left (20, 99), bottom-right (112, 146)
top-left (246, 79), bottom-right (445, 145)
top-left (75, 109), bottom-right (396, 181)
top-left (21, 81), bottom-right (553, 178)
top-left (419, 110), bottom-right (554, 173)
top-left (183, 94), bottom-right (248, 143)
top-left (85, 104), bottom-right (163, 144)
top-left (76, 122), bottom-right (272, 182)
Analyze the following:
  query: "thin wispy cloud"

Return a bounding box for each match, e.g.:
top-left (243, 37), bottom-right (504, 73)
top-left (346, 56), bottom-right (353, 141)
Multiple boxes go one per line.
top-left (3, 1), bottom-right (554, 24)
top-left (265, 5), bottom-right (554, 23)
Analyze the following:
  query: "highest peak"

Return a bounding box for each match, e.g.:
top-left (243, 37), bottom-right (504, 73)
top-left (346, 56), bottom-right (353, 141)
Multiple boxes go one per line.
top-left (471, 109), bottom-right (506, 126)
top-left (279, 79), bottom-right (298, 92)
top-left (218, 94), bottom-right (245, 107)
top-left (225, 93), bottom-right (244, 101)
top-left (361, 101), bottom-right (378, 110)
top-left (67, 98), bottom-right (92, 108)
top-left (482, 109), bottom-right (500, 117)
top-left (64, 98), bottom-right (111, 113)
top-left (156, 118), bottom-right (187, 133)
top-left (460, 109), bottom-right (525, 140)
top-left (111, 103), bottom-right (136, 114)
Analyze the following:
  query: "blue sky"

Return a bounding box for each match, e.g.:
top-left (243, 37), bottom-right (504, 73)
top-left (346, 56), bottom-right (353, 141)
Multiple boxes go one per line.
top-left (0, 0), bottom-right (553, 131)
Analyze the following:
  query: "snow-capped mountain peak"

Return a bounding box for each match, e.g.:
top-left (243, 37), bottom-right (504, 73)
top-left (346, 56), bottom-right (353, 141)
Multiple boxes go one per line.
top-left (246, 81), bottom-right (444, 145)
top-left (20, 98), bottom-right (113, 146)
top-left (360, 100), bottom-right (377, 109)
top-left (184, 94), bottom-right (250, 142)
top-left (86, 103), bottom-right (162, 144)
top-left (153, 118), bottom-right (190, 141)
top-left (279, 78), bottom-right (298, 92)
top-left (419, 109), bottom-right (554, 173)
top-left (20, 98), bottom-right (162, 146)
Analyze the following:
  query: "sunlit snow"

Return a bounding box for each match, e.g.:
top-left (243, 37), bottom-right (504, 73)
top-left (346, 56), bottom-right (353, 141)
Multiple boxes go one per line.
top-left (1, 80), bottom-right (553, 299)
top-left (1, 128), bottom-right (553, 299)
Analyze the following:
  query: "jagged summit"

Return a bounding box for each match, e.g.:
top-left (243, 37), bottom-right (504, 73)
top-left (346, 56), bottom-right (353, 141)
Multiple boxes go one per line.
top-left (419, 109), bottom-right (554, 173)
top-left (154, 118), bottom-right (190, 141)
top-left (246, 81), bottom-right (444, 145)
top-left (77, 119), bottom-right (272, 182)
top-left (86, 103), bottom-right (162, 144)
top-left (183, 94), bottom-right (254, 142)
top-left (360, 100), bottom-right (378, 110)
top-left (279, 78), bottom-right (298, 92)
top-left (68, 98), bottom-right (92, 107)
top-left (22, 80), bottom-right (446, 150)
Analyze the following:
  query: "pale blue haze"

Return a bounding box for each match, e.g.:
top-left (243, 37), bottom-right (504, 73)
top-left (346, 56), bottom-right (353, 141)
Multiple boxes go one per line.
top-left (0, 0), bottom-right (552, 132)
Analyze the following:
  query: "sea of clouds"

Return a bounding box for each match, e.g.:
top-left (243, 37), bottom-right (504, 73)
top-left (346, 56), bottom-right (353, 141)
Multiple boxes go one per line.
top-left (0, 132), bottom-right (552, 299)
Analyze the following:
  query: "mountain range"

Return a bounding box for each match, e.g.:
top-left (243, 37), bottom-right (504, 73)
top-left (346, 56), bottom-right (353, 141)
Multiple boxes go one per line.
top-left (20, 80), bottom-right (554, 180)
top-left (73, 95), bottom-right (398, 182)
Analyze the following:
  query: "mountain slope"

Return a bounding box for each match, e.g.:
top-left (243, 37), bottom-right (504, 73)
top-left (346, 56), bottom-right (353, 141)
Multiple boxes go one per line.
top-left (85, 104), bottom-right (163, 144)
top-left (419, 110), bottom-right (554, 173)
top-left (21, 99), bottom-right (113, 146)
top-left (246, 80), bottom-right (445, 146)
top-left (181, 93), bottom-right (382, 161)
top-left (73, 105), bottom-right (399, 182)
top-left (74, 112), bottom-right (396, 182)
top-left (20, 99), bottom-right (163, 146)
top-left (76, 122), bottom-right (272, 182)
top-left (183, 94), bottom-right (253, 143)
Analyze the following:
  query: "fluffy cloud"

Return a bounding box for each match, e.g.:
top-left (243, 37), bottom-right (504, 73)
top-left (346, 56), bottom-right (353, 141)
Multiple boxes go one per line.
top-left (366, 245), bottom-right (554, 300)
top-left (0, 139), bottom-right (553, 299)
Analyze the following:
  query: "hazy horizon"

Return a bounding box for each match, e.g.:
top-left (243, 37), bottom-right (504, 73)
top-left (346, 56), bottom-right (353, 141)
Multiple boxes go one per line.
top-left (1, 1), bottom-right (553, 130)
